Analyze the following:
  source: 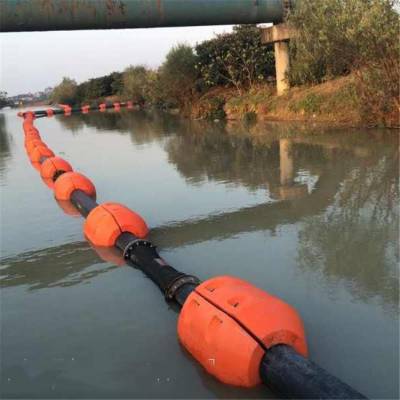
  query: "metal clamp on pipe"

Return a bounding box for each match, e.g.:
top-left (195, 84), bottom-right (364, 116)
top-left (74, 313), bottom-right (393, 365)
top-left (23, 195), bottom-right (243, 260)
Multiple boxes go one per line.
top-left (164, 275), bottom-right (200, 300)
top-left (122, 238), bottom-right (155, 260)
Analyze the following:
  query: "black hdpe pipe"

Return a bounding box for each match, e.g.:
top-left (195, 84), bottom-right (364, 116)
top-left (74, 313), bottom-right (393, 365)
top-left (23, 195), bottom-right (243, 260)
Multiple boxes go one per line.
top-left (68, 188), bottom-right (366, 399)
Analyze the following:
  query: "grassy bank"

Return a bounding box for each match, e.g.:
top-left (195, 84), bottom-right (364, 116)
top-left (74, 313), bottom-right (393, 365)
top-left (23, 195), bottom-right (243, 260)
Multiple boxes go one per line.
top-left (192, 75), bottom-right (399, 128)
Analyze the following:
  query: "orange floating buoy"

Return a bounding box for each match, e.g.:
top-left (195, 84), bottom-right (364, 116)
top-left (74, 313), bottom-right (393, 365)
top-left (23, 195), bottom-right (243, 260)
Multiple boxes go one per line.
top-left (99, 103), bottom-right (106, 112)
top-left (59, 104), bottom-right (72, 114)
top-left (24, 125), bottom-right (40, 136)
top-left (81, 105), bottom-right (90, 113)
top-left (40, 156), bottom-right (73, 180)
top-left (84, 202), bottom-right (149, 247)
top-left (24, 111), bottom-right (35, 120)
top-left (127, 101), bottom-right (133, 109)
top-left (23, 123), bottom-right (37, 132)
top-left (46, 109), bottom-right (54, 117)
top-left (25, 132), bottom-right (41, 142)
top-left (29, 145), bottom-right (55, 163)
top-left (54, 171), bottom-right (96, 201)
top-left (113, 102), bottom-right (121, 110)
top-left (25, 139), bottom-right (47, 154)
top-left (178, 276), bottom-right (308, 388)
top-left (23, 118), bottom-right (33, 126)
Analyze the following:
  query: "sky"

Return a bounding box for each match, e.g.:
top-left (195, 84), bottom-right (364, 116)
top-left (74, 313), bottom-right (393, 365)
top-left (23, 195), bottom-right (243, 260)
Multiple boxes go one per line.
top-left (0, 26), bottom-right (233, 96)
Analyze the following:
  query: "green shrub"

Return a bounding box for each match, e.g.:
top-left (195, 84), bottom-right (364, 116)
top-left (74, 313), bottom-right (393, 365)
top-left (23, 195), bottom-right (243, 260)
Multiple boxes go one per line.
top-left (196, 25), bottom-right (275, 94)
top-left (288, 0), bottom-right (399, 124)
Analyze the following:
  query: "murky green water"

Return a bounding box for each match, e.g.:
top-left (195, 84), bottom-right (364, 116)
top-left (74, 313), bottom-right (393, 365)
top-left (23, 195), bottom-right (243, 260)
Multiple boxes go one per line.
top-left (0, 108), bottom-right (399, 399)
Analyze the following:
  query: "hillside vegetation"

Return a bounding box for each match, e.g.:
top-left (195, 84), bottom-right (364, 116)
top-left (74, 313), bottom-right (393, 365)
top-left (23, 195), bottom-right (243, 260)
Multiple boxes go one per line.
top-left (51, 0), bottom-right (399, 128)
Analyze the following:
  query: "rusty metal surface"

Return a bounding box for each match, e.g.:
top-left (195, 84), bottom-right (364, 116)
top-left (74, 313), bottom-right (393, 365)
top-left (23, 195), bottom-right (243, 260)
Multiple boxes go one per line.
top-left (0, 0), bottom-right (287, 32)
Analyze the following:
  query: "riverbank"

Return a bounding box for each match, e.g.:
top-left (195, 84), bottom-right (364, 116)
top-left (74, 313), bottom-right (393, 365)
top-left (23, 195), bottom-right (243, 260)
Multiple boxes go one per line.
top-left (18, 74), bottom-right (398, 130)
top-left (191, 75), bottom-right (399, 129)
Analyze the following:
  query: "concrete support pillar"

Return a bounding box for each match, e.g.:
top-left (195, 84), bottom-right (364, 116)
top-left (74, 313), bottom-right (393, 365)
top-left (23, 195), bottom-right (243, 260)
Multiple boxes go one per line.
top-left (274, 41), bottom-right (290, 96)
top-left (261, 23), bottom-right (293, 96)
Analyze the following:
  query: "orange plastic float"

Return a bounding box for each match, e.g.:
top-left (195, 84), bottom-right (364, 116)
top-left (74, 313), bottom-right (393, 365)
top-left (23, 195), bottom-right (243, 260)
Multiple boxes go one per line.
top-left (23, 117), bottom-right (35, 129)
top-left (40, 156), bottom-right (73, 180)
top-left (46, 109), bottom-right (54, 117)
top-left (99, 103), bottom-right (106, 111)
top-left (84, 202), bottom-right (149, 247)
top-left (178, 276), bottom-right (308, 387)
top-left (82, 105), bottom-right (90, 113)
top-left (24, 126), bottom-right (40, 136)
top-left (23, 124), bottom-right (38, 133)
top-left (113, 102), bottom-right (121, 110)
top-left (59, 104), bottom-right (72, 114)
top-left (54, 172), bottom-right (96, 201)
top-left (29, 145), bottom-right (55, 163)
top-left (24, 111), bottom-right (35, 121)
top-left (25, 132), bottom-right (41, 142)
top-left (25, 139), bottom-right (47, 154)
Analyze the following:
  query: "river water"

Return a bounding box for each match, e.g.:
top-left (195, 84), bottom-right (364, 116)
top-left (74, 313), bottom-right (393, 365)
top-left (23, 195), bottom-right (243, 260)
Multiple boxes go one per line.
top-left (0, 108), bottom-right (398, 399)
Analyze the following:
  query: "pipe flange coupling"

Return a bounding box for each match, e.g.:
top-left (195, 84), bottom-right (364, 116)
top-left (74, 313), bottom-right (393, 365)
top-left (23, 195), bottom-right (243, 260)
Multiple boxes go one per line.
top-left (123, 239), bottom-right (154, 260)
top-left (165, 275), bottom-right (201, 300)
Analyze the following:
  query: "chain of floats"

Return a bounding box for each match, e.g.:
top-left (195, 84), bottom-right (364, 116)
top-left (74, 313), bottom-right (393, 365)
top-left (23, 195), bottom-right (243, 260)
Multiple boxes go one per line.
top-left (19, 104), bottom-right (366, 400)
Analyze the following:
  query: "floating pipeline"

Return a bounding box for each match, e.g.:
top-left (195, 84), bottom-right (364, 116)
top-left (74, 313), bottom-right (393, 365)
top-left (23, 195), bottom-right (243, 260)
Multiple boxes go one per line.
top-left (18, 100), bottom-right (137, 120)
top-left (18, 110), bottom-right (367, 400)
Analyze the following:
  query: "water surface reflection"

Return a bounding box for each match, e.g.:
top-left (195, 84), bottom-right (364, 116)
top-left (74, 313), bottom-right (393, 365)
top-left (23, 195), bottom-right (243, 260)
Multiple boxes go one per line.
top-left (1, 109), bottom-right (398, 399)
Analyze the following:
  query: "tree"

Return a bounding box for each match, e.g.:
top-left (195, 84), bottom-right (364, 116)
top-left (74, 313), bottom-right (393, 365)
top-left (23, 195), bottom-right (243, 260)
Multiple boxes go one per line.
top-left (121, 65), bottom-right (153, 105)
top-left (51, 77), bottom-right (78, 105)
top-left (196, 25), bottom-right (275, 94)
top-left (158, 44), bottom-right (198, 108)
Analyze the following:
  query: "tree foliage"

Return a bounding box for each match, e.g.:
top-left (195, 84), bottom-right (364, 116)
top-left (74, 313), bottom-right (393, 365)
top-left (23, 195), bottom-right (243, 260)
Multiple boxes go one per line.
top-left (196, 25), bottom-right (275, 93)
top-left (288, 0), bottom-right (399, 124)
top-left (158, 44), bottom-right (198, 108)
top-left (52, 72), bottom-right (123, 105)
top-left (51, 77), bottom-right (78, 105)
top-left (76, 72), bottom-right (123, 103)
top-left (121, 66), bottom-right (153, 105)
